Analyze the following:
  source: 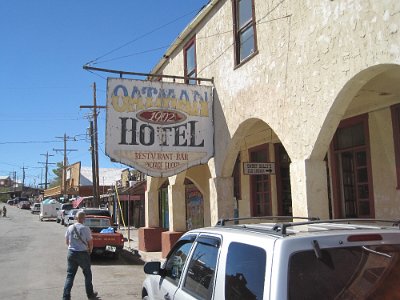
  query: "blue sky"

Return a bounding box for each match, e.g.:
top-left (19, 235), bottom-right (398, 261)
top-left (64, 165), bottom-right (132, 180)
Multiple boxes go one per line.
top-left (0, 0), bottom-right (209, 187)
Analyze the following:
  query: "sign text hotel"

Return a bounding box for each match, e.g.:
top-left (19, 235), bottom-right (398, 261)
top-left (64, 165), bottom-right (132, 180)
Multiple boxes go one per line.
top-left (106, 78), bottom-right (214, 177)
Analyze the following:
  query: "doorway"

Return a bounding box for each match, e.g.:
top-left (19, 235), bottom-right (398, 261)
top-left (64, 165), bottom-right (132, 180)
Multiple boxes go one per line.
top-left (331, 115), bottom-right (374, 218)
top-left (249, 144), bottom-right (271, 216)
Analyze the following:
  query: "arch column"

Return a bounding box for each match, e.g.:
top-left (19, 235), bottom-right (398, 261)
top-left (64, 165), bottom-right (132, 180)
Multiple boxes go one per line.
top-left (139, 176), bottom-right (164, 252)
top-left (160, 177), bottom-right (186, 257)
top-left (209, 176), bottom-right (234, 225)
top-left (167, 182), bottom-right (186, 232)
top-left (290, 159), bottom-right (330, 219)
top-left (144, 176), bottom-right (161, 227)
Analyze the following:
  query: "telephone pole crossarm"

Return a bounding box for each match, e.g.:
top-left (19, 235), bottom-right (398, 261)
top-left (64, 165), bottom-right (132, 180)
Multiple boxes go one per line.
top-left (54, 133), bottom-right (77, 198)
top-left (39, 152), bottom-right (55, 190)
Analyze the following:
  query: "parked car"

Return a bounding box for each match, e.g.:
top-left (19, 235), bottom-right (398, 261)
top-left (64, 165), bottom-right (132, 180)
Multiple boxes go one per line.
top-left (57, 203), bottom-right (73, 225)
top-left (18, 200), bottom-right (31, 209)
top-left (7, 199), bottom-right (14, 205)
top-left (63, 209), bottom-right (79, 226)
top-left (84, 215), bottom-right (124, 258)
top-left (142, 217), bottom-right (400, 300)
top-left (10, 197), bottom-right (28, 206)
top-left (31, 203), bottom-right (41, 214)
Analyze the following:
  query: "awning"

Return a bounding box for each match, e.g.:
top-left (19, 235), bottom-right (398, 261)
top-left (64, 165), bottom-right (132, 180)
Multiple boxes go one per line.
top-left (72, 196), bottom-right (84, 208)
top-left (118, 194), bottom-right (142, 201)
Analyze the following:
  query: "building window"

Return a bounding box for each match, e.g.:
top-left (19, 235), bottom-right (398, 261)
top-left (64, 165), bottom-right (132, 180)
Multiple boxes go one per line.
top-left (233, 0), bottom-right (257, 66)
top-left (184, 37), bottom-right (197, 84)
top-left (391, 104), bottom-right (400, 189)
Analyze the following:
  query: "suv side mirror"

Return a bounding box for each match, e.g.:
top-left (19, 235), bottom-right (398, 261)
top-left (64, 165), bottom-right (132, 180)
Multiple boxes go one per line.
top-left (144, 261), bottom-right (162, 275)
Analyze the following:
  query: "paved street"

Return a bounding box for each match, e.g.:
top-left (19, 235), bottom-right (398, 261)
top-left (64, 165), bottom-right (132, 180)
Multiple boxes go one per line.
top-left (0, 205), bottom-right (147, 300)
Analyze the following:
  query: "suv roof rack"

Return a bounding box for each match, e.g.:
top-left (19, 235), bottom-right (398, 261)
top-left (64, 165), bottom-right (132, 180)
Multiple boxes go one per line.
top-left (216, 216), bottom-right (319, 226)
top-left (216, 217), bottom-right (400, 236)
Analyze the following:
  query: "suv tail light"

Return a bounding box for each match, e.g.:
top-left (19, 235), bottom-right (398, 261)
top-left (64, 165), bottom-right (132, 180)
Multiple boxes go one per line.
top-left (347, 234), bottom-right (382, 242)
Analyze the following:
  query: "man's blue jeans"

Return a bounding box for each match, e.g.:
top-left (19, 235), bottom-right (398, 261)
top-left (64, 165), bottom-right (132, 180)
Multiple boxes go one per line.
top-left (63, 250), bottom-right (94, 299)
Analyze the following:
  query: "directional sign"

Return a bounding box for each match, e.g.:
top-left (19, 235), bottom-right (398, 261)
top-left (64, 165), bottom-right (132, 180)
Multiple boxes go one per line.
top-left (243, 162), bottom-right (275, 175)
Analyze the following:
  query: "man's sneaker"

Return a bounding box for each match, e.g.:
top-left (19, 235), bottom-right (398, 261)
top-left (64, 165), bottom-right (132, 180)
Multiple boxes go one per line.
top-left (87, 291), bottom-right (98, 299)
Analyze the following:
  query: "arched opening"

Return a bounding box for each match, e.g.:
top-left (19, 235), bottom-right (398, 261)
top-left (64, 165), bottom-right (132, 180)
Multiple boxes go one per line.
top-left (184, 178), bottom-right (204, 230)
top-left (186, 164), bottom-right (211, 228)
top-left (221, 118), bottom-right (292, 218)
top-left (324, 65), bottom-right (400, 218)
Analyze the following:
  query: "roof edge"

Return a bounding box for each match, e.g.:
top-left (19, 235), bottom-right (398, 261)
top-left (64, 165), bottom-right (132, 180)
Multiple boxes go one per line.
top-left (150, 0), bottom-right (219, 75)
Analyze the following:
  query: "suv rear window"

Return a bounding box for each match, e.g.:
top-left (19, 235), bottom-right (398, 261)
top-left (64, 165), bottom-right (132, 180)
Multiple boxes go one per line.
top-left (82, 209), bottom-right (111, 217)
top-left (289, 244), bottom-right (400, 299)
top-left (61, 204), bottom-right (73, 210)
top-left (84, 218), bottom-right (111, 228)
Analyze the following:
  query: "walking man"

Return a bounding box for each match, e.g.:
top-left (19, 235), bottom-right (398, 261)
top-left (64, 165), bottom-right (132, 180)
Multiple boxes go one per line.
top-left (63, 211), bottom-right (98, 299)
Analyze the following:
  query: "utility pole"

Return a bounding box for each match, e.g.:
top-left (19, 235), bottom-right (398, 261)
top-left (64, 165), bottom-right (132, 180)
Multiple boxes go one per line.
top-left (10, 171), bottom-right (16, 192)
top-left (80, 82), bottom-right (106, 207)
top-left (39, 152), bottom-right (55, 189)
top-left (21, 165), bottom-right (27, 192)
top-left (40, 168), bottom-right (43, 190)
top-left (54, 133), bottom-right (77, 200)
top-left (89, 121), bottom-right (98, 206)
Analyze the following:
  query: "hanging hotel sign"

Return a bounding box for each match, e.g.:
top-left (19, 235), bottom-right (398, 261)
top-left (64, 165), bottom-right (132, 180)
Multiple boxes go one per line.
top-left (243, 162), bottom-right (275, 175)
top-left (106, 78), bottom-right (214, 177)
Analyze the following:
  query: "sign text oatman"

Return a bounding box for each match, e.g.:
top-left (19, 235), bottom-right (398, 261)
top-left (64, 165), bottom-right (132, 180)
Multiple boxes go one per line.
top-left (105, 78), bottom-right (214, 177)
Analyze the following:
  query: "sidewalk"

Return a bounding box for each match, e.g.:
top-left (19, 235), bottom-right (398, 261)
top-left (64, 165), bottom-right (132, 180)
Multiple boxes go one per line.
top-left (119, 227), bottom-right (163, 262)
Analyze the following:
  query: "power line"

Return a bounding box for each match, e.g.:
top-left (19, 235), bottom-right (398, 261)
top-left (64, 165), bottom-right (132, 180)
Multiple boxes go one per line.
top-left (92, 45), bottom-right (169, 65)
top-left (0, 140), bottom-right (60, 145)
top-left (0, 161), bottom-right (21, 167)
top-left (85, 7), bottom-right (203, 65)
top-left (0, 134), bottom-right (87, 145)
top-left (86, 3), bottom-right (290, 77)
top-left (0, 118), bottom-right (81, 122)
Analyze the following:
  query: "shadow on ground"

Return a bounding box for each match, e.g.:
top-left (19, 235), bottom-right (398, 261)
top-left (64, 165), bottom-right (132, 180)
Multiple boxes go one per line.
top-left (91, 249), bottom-right (145, 266)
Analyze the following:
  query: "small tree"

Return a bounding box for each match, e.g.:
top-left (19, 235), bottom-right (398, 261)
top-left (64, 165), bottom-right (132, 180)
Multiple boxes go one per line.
top-left (49, 162), bottom-right (63, 188)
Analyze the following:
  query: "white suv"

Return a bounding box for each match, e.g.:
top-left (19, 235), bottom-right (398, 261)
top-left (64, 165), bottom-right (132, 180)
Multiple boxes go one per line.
top-left (142, 217), bottom-right (400, 300)
top-left (31, 203), bottom-right (41, 214)
top-left (56, 203), bottom-right (73, 225)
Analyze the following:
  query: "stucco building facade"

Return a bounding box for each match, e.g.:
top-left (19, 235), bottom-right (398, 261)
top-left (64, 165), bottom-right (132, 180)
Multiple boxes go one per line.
top-left (138, 0), bottom-right (400, 254)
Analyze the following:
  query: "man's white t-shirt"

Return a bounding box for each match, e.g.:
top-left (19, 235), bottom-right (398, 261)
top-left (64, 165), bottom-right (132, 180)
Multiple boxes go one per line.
top-left (65, 223), bottom-right (92, 252)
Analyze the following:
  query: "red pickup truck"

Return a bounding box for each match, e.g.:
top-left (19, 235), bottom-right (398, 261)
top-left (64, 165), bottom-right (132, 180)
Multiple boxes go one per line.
top-left (84, 215), bottom-right (125, 258)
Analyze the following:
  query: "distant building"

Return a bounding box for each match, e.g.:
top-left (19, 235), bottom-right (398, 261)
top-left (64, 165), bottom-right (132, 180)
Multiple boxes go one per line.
top-left (0, 176), bottom-right (12, 187)
top-left (43, 162), bottom-right (125, 201)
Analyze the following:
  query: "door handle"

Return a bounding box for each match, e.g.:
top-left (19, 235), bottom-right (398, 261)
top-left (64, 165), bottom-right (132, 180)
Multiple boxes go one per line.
top-left (164, 292), bottom-right (171, 300)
